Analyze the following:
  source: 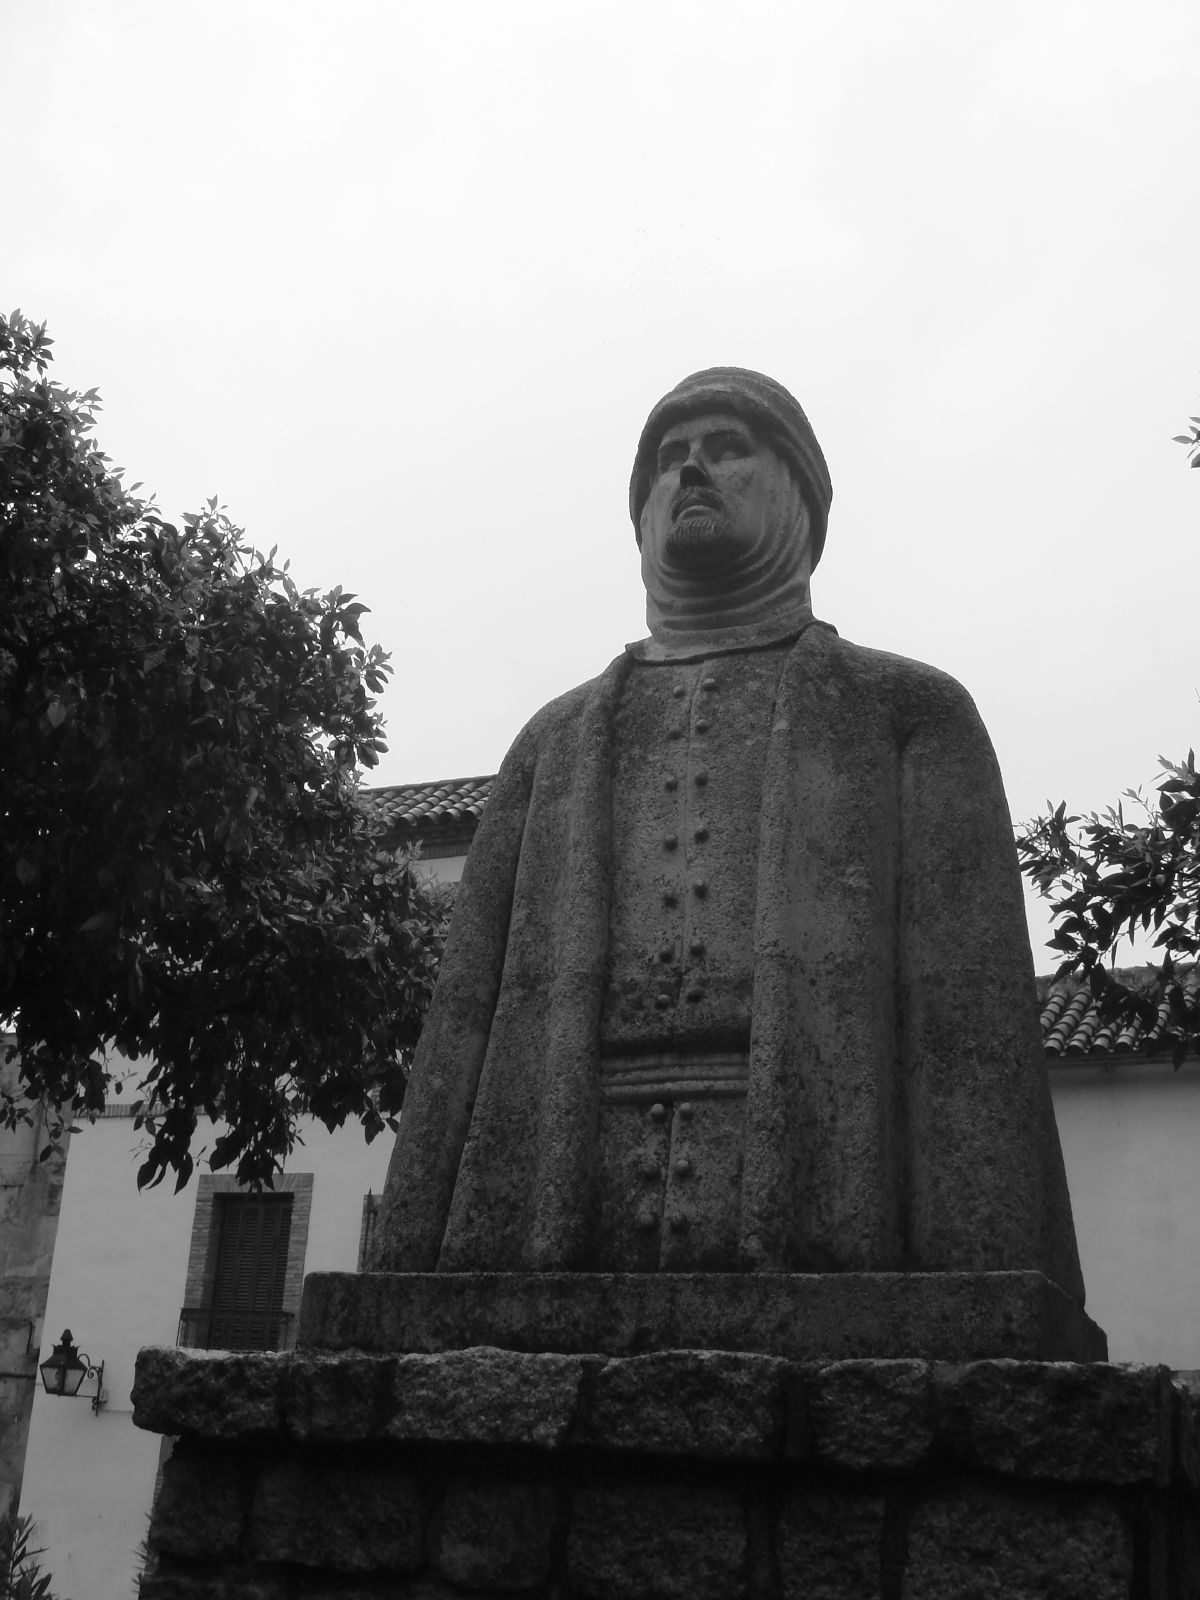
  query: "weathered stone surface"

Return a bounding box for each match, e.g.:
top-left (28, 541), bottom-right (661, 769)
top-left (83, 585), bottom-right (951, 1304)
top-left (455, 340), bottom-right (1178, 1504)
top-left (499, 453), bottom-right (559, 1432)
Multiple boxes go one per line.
top-left (149, 1449), bottom-right (247, 1562)
top-left (437, 1477), bottom-right (557, 1589)
top-left (300, 1591), bottom-right (412, 1600)
top-left (133, 1352), bottom-right (1200, 1598)
top-left (300, 1269), bottom-right (1106, 1361)
top-left (567, 1481), bottom-right (747, 1600)
top-left (133, 1345), bottom-right (283, 1437)
top-left (281, 1351), bottom-right (397, 1441)
top-left (1173, 1375), bottom-right (1200, 1488)
top-left (935, 1360), bottom-right (1173, 1484)
top-left (903, 1491), bottom-right (1133, 1599)
top-left (1179, 1500), bottom-right (1200, 1598)
top-left (581, 1350), bottom-right (787, 1459)
top-left (805, 1360), bottom-right (934, 1470)
top-left (369, 1586), bottom-right (493, 1600)
top-left (135, 1345), bottom-right (1184, 1478)
top-left (388, 1346), bottom-right (585, 1448)
top-left (248, 1457), bottom-right (424, 1571)
top-left (140, 1578), bottom-right (286, 1600)
top-left (777, 1493), bottom-right (885, 1599)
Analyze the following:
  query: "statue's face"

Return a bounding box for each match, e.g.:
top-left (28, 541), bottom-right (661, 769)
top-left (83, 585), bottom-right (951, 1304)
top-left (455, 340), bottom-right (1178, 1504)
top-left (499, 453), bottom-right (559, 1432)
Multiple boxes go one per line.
top-left (640, 411), bottom-right (802, 575)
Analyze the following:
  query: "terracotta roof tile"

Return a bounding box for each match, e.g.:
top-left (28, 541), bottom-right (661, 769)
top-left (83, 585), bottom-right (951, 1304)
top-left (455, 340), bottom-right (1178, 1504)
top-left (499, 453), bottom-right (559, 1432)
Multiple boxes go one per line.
top-left (1037, 966), bottom-right (1200, 1059)
top-left (368, 776), bottom-right (495, 833)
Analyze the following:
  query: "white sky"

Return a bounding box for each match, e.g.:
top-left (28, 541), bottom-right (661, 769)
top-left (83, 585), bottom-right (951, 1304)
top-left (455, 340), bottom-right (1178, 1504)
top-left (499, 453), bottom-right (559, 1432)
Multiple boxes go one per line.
top-left (8, 0), bottom-right (1199, 965)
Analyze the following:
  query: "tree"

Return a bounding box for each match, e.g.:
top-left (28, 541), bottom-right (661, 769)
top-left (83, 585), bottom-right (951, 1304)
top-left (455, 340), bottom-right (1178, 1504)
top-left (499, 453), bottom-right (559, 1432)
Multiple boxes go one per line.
top-left (1, 1513), bottom-right (63, 1600)
top-left (0, 311), bottom-right (449, 1189)
top-left (1017, 759), bottom-right (1200, 1060)
top-left (1017, 404), bottom-right (1200, 1057)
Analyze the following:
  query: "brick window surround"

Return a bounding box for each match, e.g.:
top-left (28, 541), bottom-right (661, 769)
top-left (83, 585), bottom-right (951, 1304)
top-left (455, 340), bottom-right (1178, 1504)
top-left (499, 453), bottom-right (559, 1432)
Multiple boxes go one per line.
top-left (179, 1173), bottom-right (312, 1351)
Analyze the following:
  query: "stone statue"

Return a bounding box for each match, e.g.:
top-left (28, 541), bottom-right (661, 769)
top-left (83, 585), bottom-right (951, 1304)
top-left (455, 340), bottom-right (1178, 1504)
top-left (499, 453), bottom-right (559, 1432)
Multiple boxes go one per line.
top-left (373, 368), bottom-right (1084, 1303)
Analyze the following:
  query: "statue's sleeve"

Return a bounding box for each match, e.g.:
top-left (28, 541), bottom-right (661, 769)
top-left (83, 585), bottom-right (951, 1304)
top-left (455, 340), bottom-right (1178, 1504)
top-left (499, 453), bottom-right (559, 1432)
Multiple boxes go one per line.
top-left (896, 669), bottom-right (1085, 1299)
top-left (371, 716), bottom-right (542, 1271)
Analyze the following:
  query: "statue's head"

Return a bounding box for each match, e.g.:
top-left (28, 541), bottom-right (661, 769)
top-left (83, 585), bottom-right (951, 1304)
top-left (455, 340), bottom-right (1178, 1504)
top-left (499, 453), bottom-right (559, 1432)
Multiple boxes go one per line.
top-left (629, 369), bottom-right (832, 579)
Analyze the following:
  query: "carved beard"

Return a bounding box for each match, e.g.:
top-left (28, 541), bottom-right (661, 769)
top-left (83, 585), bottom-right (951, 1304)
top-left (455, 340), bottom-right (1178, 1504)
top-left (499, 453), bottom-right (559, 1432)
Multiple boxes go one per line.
top-left (663, 512), bottom-right (733, 569)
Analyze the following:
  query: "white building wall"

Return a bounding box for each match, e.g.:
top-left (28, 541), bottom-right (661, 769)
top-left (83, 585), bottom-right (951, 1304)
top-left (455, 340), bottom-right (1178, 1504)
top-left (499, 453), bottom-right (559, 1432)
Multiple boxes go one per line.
top-left (1049, 1058), bottom-right (1200, 1369)
top-left (415, 852), bottom-right (466, 884)
top-left (20, 1112), bottom-right (393, 1600)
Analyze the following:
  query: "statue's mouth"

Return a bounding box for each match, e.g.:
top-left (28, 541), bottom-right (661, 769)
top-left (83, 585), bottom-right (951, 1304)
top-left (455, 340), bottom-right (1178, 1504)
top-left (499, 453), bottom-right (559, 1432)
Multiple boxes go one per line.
top-left (672, 488), bottom-right (722, 520)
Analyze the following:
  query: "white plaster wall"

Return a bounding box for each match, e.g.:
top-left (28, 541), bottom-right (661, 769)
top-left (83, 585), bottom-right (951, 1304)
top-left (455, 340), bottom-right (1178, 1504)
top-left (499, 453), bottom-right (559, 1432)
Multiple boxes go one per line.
top-left (20, 1112), bottom-right (392, 1600)
top-left (1049, 1058), bottom-right (1200, 1368)
top-left (415, 852), bottom-right (466, 884)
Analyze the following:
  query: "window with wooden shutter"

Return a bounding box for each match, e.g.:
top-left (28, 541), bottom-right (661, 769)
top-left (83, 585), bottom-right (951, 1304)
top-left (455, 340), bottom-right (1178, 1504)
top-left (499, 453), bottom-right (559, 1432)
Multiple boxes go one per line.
top-left (178, 1174), bottom-right (312, 1353)
top-left (204, 1193), bottom-right (293, 1350)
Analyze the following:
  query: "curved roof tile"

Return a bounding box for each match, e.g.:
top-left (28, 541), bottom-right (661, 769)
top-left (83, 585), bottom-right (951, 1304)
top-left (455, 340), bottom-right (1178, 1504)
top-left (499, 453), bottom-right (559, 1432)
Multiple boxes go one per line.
top-left (368, 776), bottom-right (495, 831)
top-left (1037, 966), bottom-right (1199, 1060)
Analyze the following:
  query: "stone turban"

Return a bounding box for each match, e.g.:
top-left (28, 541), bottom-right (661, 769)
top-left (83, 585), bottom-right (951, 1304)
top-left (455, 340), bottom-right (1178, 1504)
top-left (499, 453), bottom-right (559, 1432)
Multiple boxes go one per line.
top-left (629, 367), bottom-right (833, 566)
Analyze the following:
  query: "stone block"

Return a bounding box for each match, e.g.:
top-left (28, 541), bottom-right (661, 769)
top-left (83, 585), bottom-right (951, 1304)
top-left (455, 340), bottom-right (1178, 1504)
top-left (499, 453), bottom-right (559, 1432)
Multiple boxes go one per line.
top-left (361, 1585), bottom-right (493, 1600)
top-left (437, 1477), bottom-right (557, 1589)
top-left (388, 1346), bottom-right (585, 1448)
top-left (149, 1449), bottom-right (248, 1562)
top-left (249, 1456), bottom-right (425, 1572)
top-left (281, 1352), bottom-right (397, 1441)
top-left (0, 1377), bottom-right (31, 1431)
top-left (776, 1493), bottom-right (885, 1600)
top-left (1179, 1501), bottom-right (1200, 1598)
top-left (581, 1350), bottom-right (787, 1459)
top-left (935, 1361), bottom-right (1173, 1485)
top-left (299, 1269), bottom-right (1106, 1360)
top-left (903, 1490), bottom-right (1133, 1599)
top-left (1173, 1377), bottom-right (1200, 1489)
top-left (0, 1318), bottom-right (36, 1370)
top-left (133, 1347), bottom-right (283, 1438)
top-left (140, 1578), bottom-right (288, 1600)
top-left (567, 1481), bottom-right (747, 1600)
top-left (805, 1360), bottom-right (934, 1470)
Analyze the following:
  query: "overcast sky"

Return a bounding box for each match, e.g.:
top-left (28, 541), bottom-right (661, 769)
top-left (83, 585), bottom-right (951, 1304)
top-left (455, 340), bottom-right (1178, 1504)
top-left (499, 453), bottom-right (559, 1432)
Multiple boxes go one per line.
top-left (8, 0), bottom-right (1199, 963)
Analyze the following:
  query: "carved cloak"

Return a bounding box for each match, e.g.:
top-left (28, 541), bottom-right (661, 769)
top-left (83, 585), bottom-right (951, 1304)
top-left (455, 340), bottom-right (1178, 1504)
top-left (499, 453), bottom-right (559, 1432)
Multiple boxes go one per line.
top-left (374, 625), bottom-right (1085, 1302)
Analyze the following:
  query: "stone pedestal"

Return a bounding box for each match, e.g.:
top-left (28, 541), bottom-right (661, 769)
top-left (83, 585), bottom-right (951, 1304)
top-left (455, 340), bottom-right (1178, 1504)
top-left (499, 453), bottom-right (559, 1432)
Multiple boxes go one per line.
top-left (299, 1268), bottom-right (1108, 1362)
top-left (133, 1274), bottom-right (1198, 1599)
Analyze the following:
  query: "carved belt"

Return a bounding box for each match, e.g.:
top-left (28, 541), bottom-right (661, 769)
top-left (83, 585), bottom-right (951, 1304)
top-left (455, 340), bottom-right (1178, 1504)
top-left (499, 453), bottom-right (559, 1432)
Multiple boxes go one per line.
top-left (599, 1051), bottom-right (749, 1104)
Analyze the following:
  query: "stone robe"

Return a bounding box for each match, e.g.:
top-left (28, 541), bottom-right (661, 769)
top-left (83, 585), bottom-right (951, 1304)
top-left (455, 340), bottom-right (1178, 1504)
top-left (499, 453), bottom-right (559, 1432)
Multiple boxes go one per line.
top-left (374, 622), bottom-right (1085, 1301)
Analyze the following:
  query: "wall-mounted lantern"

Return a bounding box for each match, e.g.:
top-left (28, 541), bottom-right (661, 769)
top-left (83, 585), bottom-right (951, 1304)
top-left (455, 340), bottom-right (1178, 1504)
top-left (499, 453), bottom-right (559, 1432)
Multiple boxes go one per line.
top-left (38, 1329), bottom-right (106, 1415)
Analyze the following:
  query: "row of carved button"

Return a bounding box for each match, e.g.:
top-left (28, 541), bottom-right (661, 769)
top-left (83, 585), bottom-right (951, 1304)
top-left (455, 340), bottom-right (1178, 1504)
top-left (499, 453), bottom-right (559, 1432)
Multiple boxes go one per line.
top-left (642, 1156), bottom-right (693, 1178)
top-left (639, 1098), bottom-right (697, 1234)
top-left (638, 1211), bottom-right (690, 1233)
top-left (663, 827), bottom-right (709, 847)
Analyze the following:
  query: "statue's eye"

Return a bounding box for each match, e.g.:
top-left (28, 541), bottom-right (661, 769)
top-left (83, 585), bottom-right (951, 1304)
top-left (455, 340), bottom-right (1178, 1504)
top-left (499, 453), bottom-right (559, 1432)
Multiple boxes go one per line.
top-left (712, 437), bottom-right (749, 462)
top-left (656, 444), bottom-right (688, 473)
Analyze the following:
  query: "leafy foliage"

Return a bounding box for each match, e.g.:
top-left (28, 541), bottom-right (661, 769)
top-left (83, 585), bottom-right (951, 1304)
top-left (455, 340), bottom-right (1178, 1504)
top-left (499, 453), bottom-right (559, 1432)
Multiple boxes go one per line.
top-left (0, 1514), bottom-right (63, 1600)
top-left (0, 310), bottom-right (450, 1188)
top-left (1018, 760), bottom-right (1200, 1065)
top-left (1172, 413), bottom-right (1200, 467)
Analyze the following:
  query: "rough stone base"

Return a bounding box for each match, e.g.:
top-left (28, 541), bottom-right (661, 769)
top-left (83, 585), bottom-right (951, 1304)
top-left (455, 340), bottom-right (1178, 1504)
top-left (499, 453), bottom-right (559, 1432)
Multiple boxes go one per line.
top-left (135, 1346), bottom-right (1200, 1599)
top-left (299, 1270), bottom-right (1108, 1362)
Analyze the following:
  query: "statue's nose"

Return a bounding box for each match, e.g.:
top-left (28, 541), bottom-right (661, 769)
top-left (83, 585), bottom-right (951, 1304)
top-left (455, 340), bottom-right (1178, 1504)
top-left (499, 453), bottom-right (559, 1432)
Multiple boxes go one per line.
top-left (679, 458), bottom-right (710, 489)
